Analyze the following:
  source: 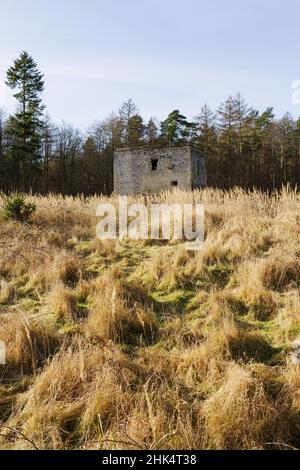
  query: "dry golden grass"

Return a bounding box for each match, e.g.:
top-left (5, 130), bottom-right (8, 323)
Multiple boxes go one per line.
top-left (0, 312), bottom-right (60, 377)
top-left (1, 188), bottom-right (300, 450)
top-left (201, 363), bottom-right (292, 449)
top-left (85, 271), bottom-right (158, 344)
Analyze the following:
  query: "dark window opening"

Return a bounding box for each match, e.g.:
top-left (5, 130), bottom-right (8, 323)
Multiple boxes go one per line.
top-left (151, 159), bottom-right (158, 171)
top-left (171, 181), bottom-right (178, 187)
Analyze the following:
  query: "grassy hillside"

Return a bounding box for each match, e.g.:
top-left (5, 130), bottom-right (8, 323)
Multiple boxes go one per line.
top-left (0, 188), bottom-right (300, 450)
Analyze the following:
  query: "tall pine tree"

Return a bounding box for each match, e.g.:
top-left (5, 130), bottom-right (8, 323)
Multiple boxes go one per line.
top-left (6, 51), bottom-right (45, 191)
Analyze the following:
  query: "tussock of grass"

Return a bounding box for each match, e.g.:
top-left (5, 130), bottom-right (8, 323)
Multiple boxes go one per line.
top-left (85, 272), bottom-right (158, 344)
top-left (202, 364), bottom-right (292, 449)
top-left (258, 252), bottom-right (300, 291)
top-left (48, 283), bottom-right (79, 323)
top-left (236, 287), bottom-right (278, 321)
top-left (0, 280), bottom-right (15, 304)
top-left (49, 251), bottom-right (82, 288)
top-left (0, 312), bottom-right (60, 377)
top-left (272, 291), bottom-right (300, 343)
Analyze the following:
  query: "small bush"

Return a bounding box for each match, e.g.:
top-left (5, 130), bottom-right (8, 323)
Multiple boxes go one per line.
top-left (2, 193), bottom-right (36, 222)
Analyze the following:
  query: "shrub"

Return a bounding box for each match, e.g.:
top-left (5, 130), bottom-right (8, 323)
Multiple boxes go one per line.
top-left (2, 193), bottom-right (36, 222)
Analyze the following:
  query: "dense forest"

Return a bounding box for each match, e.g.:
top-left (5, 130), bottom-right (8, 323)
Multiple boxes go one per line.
top-left (1, 51), bottom-right (300, 195)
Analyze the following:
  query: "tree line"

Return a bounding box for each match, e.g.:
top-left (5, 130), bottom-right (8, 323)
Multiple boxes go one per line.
top-left (1, 51), bottom-right (300, 195)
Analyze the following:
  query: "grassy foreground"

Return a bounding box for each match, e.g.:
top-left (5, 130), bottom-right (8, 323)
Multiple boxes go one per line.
top-left (1, 188), bottom-right (300, 450)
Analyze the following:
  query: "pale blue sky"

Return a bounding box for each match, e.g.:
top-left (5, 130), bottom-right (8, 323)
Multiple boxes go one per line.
top-left (1, 0), bottom-right (300, 130)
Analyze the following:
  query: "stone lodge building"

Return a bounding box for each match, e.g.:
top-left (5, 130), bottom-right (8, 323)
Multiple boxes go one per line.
top-left (113, 146), bottom-right (206, 195)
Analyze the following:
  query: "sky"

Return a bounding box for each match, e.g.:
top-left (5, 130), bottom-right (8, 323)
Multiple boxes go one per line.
top-left (1, 0), bottom-right (300, 130)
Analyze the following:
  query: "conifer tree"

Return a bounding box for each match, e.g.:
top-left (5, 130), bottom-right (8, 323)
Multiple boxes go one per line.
top-left (146, 118), bottom-right (159, 146)
top-left (160, 110), bottom-right (192, 146)
top-left (6, 51), bottom-right (45, 190)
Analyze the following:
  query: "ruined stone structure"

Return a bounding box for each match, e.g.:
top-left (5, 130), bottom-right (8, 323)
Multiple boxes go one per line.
top-left (113, 146), bottom-right (206, 194)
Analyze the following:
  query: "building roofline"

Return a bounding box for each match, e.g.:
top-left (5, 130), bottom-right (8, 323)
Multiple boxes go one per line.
top-left (114, 145), bottom-right (203, 153)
